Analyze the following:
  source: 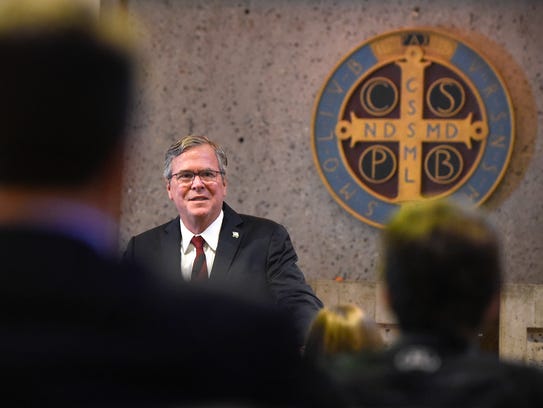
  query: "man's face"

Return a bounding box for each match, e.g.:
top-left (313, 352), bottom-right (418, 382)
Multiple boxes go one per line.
top-left (167, 144), bottom-right (227, 232)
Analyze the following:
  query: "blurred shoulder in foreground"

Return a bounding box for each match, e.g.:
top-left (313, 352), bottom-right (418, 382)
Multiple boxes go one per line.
top-left (327, 200), bottom-right (543, 408)
top-left (0, 1), bottom-right (336, 406)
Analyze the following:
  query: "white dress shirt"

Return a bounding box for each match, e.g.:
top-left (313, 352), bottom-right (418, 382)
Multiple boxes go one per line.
top-left (179, 210), bottom-right (224, 280)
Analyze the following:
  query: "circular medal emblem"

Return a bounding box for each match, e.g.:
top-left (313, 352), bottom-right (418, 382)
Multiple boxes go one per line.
top-left (311, 28), bottom-right (514, 227)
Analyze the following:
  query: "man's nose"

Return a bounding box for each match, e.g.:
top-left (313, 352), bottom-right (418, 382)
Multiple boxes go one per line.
top-left (191, 174), bottom-right (205, 188)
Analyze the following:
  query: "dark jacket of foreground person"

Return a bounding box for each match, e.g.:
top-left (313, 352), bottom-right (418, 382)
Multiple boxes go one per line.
top-left (0, 226), bottom-right (335, 407)
top-left (326, 200), bottom-right (543, 408)
top-left (0, 1), bottom-right (336, 405)
top-left (328, 333), bottom-right (543, 407)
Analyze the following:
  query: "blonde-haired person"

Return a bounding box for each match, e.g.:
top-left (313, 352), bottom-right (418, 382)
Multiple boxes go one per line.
top-left (304, 304), bottom-right (384, 363)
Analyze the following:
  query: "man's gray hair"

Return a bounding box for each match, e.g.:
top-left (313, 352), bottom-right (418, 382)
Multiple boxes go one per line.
top-left (163, 135), bottom-right (228, 180)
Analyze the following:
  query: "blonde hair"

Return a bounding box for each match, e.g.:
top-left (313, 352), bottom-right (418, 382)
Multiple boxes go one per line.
top-left (304, 304), bottom-right (384, 361)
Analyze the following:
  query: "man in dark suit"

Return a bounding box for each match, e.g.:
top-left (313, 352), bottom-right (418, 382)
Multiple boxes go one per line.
top-left (327, 200), bottom-right (543, 407)
top-left (0, 1), bottom-right (331, 406)
top-left (124, 135), bottom-right (323, 345)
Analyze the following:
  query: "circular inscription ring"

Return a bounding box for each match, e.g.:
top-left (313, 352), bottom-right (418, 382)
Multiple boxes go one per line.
top-left (311, 28), bottom-right (514, 228)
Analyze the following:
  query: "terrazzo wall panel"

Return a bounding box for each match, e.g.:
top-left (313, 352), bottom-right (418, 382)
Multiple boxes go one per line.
top-left (114, 0), bottom-right (543, 284)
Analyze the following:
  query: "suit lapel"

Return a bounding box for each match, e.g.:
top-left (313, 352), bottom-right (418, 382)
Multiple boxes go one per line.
top-left (162, 217), bottom-right (183, 282)
top-left (210, 204), bottom-right (243, 281)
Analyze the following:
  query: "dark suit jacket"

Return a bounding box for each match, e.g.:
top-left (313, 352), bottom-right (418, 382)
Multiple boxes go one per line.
top-left (0, 225), bottom-right (331, 407)
top-left (327, 333), bottom-right (543, 408)
top-left (124, 203), bottom-right (323, 344)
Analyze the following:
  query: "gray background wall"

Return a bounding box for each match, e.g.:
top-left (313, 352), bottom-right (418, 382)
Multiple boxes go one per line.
top-left (114, 0), bottom-right (543, 284)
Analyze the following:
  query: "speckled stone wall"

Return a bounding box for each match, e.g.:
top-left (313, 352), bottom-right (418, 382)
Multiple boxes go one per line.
top-left (114, 0), bottom-right (543, 284)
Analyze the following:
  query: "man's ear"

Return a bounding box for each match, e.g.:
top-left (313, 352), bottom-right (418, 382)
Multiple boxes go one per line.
top-left (377, 280), bottom-right (391, 308)
top-left (482, 291), bottom-right (500, 326)
top-left (166, 179), bottom-right (173, 201)
top-left (377, 280), bottom-right (397, 325)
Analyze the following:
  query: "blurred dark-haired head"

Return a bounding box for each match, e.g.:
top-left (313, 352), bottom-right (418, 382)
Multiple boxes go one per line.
top-left (0, 0), bottom-right (135, 187)
top-left (381, 200), bottom-right (501, 336)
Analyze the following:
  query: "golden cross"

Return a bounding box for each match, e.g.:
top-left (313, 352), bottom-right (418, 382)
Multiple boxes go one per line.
top-left (335, 46), bottom-right (489, 202)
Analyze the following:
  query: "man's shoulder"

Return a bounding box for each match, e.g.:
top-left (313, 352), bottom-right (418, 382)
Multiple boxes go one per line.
top-left (123, 217), bottom-right (180, 267)
top-left (335, 345), bottom-right (543, 380)
top-left (233, 212), bottom-right (293, 241)
top-left (483, 356), bottom-right (543, 386)
top-left (440, 355), bottom-right (543, 404)
top-left (328, 347), bottom-right (543, 407)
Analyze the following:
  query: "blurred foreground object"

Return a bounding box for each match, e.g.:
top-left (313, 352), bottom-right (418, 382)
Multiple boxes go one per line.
top-left (304, 304), bottom-right (384, 363)
top-left (0, 1), bottom-right (332, 406)
top-left (328, 200), bottom-right (543, 408)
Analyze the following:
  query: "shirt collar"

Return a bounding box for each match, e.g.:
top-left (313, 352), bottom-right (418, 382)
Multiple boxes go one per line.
top-left (180, 210), bottom-right (224, 253)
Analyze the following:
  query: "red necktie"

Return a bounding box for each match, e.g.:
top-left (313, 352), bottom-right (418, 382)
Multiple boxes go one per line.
top-left (190, 236), bottom-right (208, 281)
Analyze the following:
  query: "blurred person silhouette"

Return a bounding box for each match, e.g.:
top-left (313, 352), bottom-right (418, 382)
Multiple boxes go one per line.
top-left (124, 134), bottom-right (323, 346)
top-left (328, 200), bottom-right (543, 407)
top-left (304, 304), bottom-right (384, 364)
top-left (0, 1), bottom-right (330, 406)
